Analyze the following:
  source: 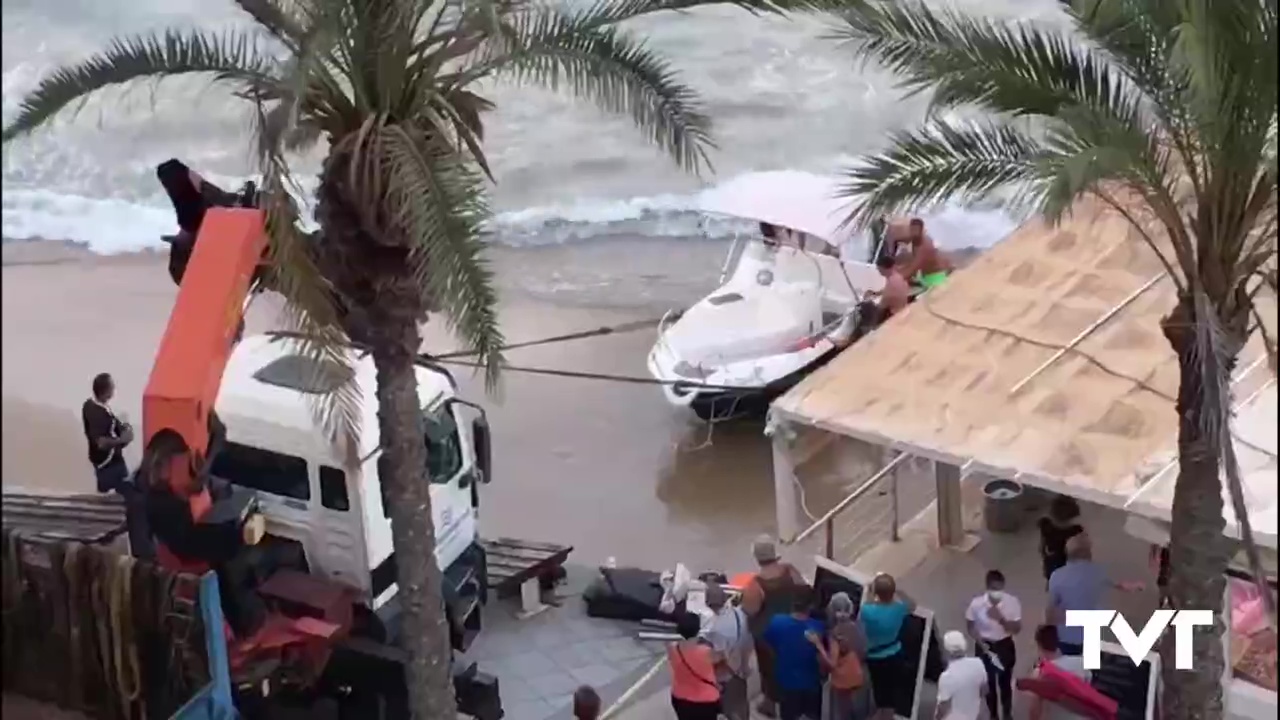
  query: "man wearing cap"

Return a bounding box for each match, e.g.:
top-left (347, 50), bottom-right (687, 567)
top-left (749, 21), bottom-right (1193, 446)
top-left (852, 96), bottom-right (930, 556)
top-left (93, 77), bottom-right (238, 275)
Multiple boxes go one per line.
top-left (703, 583), bottom-right (753, 720)
top-left (741, 534), bottom-right (808, 718)
top-left (935, 631), bottom-right (987, 720)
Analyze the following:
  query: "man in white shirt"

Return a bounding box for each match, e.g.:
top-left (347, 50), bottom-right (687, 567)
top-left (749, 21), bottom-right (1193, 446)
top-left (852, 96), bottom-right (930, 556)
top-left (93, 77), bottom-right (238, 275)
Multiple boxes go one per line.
top-left (935, 631), bottom-right (987, 720)
top-left (702, 583), bottom-right (753, 720)
top-left (964, 570), bottom-right (1022, 720)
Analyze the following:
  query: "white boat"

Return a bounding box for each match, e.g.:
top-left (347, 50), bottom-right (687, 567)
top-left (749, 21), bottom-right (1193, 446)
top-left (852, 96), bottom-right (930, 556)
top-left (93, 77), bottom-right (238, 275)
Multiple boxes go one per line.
top-left (646, 170), bottom-right (888, 420)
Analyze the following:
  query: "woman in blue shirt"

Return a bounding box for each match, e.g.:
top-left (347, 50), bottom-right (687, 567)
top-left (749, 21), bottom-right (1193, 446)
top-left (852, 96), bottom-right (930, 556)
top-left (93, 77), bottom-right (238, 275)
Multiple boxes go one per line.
top-left (858, 573), bottom-right (917, 720)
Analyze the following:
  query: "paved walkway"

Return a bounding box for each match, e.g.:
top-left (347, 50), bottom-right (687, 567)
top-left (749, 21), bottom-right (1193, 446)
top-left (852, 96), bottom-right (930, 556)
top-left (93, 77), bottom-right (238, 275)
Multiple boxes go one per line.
top-left (897, 495), bottom-right (1160, 719)
top-left (612, 489), bottom-right (1163, 720)
top-left (462, 565), bottom-right (675, 720)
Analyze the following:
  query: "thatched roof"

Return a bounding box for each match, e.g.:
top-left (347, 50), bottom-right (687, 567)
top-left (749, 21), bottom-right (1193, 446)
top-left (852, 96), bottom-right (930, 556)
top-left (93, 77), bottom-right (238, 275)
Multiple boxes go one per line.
top-left (773, 199), bottom-right (1277, 508)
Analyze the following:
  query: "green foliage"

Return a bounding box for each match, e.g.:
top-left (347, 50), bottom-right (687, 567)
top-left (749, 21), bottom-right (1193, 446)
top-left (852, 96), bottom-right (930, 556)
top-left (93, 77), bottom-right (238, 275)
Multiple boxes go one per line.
top-left (828, 0), bottom-right (1275, 301)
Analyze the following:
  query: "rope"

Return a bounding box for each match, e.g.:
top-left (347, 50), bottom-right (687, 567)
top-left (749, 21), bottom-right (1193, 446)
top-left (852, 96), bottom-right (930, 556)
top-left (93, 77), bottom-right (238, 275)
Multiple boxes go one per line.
top-left (432, 356), bottom-right (762, 393)
top-left (1, 530), bottom-right (20, 617)
top-left (434, 316), bottom-right (672, 359)
top-left (64, 542), bottom-right (85, 709)
top-left (1, 532), bottom-right (22, 687)
top-left (110, 554), bottom-right (142, 718)
top-left (91, 553), bottom-right (117, 717)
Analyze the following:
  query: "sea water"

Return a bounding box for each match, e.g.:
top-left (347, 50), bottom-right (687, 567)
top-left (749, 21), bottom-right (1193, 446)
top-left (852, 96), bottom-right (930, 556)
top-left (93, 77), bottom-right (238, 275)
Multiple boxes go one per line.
top-left (1, 0), bottom-right (1062, 256)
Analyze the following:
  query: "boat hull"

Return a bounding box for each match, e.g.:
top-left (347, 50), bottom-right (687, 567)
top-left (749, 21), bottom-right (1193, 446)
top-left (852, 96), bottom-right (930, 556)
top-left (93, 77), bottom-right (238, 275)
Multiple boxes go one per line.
top-left (678, 345), bottom-right (844, 421)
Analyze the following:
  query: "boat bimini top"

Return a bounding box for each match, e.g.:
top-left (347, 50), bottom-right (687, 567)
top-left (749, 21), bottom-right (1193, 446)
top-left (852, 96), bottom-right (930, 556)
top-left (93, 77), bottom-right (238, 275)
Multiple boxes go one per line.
top-left (697, 170), bottom-right (860, 251)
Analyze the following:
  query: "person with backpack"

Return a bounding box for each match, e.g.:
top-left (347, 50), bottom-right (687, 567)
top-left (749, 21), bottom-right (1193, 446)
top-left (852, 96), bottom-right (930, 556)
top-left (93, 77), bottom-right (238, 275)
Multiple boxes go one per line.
top-left (703, 583), bottom-right (753, 720)
top-left (811, 592), bottom-right (872, 720)
top-left (669, 615), bottom-right (722, 720)
top-left (742, 534), bottom-right (810, 718)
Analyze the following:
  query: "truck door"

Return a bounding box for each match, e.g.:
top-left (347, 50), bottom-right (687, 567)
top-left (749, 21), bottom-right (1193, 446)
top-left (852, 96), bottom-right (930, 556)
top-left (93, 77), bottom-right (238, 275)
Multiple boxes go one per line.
top-left (314, 464), bottom-right (366, 588)
top-left (424, 402), bottom-right (479, 566)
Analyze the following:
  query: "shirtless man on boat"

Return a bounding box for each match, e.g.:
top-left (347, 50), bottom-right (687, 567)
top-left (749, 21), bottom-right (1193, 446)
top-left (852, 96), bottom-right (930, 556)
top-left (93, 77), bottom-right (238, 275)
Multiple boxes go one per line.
top-left (887, 217), bottom-right (953, 290)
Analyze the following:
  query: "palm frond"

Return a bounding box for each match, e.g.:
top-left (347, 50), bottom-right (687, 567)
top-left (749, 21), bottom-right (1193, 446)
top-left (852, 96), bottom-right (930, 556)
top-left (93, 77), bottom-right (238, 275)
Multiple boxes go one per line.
top-left (234, 0), bottom-right (307, 49)
top-left (1057, 0), bottom-right (1201, 185)
top-left (839, 118), bottom-right (1052, 228)
top-left (828, 0), bottom-right (1136, 120)
top-left (1043, 101), bottom-right (1197, 280)
top-left (261, 187), bottom-right (365, 465)
top-left (563, 0), bottom-right (833, 29)
top-left (377, 124), bottom-right (506, 390)
top-left (425, 88), bottom-right (496, 179)
top-left (2, 29), bottom-right (277, 142)
top-left (472, 6), bottom-right (715, 174)
top-left (250, 62), bottom-right (364, 464)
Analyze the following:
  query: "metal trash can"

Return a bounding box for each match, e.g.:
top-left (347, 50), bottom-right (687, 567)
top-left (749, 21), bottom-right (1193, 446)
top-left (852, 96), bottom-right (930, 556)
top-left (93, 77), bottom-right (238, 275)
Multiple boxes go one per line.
top-left (982, 478), bottom-right (1025, 534)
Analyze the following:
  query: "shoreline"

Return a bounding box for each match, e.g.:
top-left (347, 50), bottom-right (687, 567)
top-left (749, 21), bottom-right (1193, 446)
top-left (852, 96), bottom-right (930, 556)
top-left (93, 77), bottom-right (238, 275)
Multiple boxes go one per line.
top-left (2, 246), bottom-right (868, 573)
top-left (2, 229), bottom-right (949, 572)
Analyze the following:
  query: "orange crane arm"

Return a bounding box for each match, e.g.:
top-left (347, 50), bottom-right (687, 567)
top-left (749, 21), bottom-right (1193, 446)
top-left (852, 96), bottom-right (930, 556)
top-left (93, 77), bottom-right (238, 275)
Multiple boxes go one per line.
top-left (143, 208), bottom-right (268, 516)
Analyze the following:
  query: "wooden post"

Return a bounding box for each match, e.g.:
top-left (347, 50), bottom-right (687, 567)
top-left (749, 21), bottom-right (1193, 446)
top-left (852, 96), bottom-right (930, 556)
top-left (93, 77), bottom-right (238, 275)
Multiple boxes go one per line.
top-left (772, 433), bottom-right (800, 543)
top-left (935, 461), bottom-right (965, 547)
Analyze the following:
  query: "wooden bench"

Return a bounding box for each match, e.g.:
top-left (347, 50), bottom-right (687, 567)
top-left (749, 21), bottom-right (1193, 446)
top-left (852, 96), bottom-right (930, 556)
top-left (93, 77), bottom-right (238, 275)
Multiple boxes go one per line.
top-left (480, 537), bottom-right (573, 619)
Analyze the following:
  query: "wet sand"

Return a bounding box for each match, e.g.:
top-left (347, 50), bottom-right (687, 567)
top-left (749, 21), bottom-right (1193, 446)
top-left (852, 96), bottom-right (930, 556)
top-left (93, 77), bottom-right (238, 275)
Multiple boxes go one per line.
top-left (2, 240), bottom-right (902, 576)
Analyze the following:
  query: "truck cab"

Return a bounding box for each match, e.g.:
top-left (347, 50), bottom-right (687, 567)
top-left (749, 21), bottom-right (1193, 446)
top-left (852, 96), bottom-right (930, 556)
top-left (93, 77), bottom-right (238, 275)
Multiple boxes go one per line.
top-left (210, 333), bottom-right (492, 647)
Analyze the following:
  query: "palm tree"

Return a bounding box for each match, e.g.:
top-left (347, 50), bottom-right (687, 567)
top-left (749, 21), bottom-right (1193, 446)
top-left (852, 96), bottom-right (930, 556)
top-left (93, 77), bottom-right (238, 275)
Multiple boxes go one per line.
top-left (1, 0), bottom-right (818, 716)
top-left (826, 0), bottom-right (1275, 716)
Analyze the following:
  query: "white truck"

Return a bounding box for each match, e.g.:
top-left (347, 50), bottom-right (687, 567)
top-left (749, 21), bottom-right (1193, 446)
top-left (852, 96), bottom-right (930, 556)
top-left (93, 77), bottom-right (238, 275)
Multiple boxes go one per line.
top-left (211, 331), bottom-right (494, 648)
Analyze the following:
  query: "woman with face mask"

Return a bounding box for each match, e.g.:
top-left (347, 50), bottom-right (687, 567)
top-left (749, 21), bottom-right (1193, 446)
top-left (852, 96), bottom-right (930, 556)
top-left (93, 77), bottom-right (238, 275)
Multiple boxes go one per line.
top-left (964, 570), bottom-right (1022, 720)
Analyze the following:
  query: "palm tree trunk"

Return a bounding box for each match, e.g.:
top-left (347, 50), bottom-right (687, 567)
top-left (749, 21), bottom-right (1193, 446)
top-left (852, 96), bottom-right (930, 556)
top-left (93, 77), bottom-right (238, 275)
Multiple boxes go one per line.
top-left (371, 317), bottom-right (457, 720)
top-left (1160, 298), bottom-right (1234, 720)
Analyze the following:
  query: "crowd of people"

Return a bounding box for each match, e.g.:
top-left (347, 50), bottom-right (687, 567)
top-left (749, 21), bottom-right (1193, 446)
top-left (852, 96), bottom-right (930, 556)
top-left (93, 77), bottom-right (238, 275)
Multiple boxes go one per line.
top-left (661, 535), bottom-right (920, 720)
top-left (660, 496), bottom-right (1161, 720)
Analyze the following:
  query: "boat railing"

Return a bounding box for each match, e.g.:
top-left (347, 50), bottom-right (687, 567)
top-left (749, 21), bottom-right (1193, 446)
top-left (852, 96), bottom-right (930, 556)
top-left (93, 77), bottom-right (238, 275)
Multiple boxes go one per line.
top-left (654, 309), bottom-right (677, 355)
top-left (790, 452), bottom-right (909, 560)
top-left (718, 233), bottom-right (746, 284)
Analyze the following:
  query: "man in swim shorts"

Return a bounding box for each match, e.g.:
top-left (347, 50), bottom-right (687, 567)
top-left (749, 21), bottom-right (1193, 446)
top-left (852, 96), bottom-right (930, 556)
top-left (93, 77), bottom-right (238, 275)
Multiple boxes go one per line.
top-left (896, 217), bottom-right (952, 290)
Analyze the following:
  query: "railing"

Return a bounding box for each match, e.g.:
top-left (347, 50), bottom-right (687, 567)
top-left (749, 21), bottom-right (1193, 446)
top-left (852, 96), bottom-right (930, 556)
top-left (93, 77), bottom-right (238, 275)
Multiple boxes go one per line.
top-left (789, 452), bottom-right (910, 560)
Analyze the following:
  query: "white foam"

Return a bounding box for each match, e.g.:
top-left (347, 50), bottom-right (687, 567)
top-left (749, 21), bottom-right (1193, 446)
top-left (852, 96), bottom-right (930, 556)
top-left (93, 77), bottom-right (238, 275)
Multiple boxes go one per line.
top-left (1, 171), bottom-right (1021, 255)
top-left (2, 188), bottom-right (177, 253)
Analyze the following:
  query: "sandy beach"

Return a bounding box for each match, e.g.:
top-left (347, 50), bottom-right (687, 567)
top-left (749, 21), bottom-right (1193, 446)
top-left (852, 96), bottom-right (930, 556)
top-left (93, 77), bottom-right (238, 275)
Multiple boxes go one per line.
top-left (0, 238), bottom-right (914, 575)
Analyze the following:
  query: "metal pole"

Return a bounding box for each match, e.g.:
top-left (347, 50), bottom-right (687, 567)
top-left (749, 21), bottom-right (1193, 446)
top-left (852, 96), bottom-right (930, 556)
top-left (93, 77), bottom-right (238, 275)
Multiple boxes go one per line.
top-left (825, 518), bottom-right (835, 559)
top-left (1009, 272), bottom-right (1165, 396)
top-left (891, 469), bottom-right (901, 542)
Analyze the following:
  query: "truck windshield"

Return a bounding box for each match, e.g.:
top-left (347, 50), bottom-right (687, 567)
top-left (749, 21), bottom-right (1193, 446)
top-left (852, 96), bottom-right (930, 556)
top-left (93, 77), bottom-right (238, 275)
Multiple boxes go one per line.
top-left (424, 407), bottom-right (462, 483)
